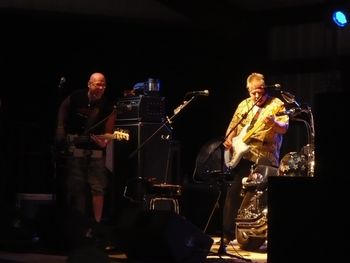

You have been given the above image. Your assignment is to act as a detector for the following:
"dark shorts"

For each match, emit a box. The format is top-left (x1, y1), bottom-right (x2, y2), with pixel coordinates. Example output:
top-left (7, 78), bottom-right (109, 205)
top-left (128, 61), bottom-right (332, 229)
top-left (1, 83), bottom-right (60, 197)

top-left (65, 155), bottom-right (108, 195)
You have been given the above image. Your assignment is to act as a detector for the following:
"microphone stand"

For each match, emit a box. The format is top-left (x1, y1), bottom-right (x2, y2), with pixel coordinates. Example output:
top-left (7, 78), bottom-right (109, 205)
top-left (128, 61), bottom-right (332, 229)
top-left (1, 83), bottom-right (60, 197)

top-left (280, 91), bottom-right (315, 177)
top-left (212, 100), bottom-right (261, 262)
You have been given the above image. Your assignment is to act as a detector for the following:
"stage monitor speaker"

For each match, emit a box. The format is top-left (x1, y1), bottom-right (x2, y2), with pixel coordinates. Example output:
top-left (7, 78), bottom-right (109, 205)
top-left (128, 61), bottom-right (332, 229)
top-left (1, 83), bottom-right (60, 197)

top-left (67, 247), bottom-right (110, 263)
top-left (268, 176), bottom-right (323, 263)
top-left (180, 183), bottom-right (220, 234)
top-left (116, 209), bottom-right (213, 263)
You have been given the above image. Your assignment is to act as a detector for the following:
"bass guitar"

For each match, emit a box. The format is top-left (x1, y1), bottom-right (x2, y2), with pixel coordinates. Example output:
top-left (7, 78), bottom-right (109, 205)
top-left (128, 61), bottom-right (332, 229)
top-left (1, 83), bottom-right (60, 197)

top-left (55, 129), bottom-right (130, 158)
top-left (66, 128), bottom-right (130, 148)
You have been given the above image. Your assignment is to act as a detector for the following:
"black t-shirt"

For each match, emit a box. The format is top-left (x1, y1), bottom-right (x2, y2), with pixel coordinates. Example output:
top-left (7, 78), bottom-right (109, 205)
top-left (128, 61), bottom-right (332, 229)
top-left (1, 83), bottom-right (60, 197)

top-left (65, 89), bottom-right (114, 149)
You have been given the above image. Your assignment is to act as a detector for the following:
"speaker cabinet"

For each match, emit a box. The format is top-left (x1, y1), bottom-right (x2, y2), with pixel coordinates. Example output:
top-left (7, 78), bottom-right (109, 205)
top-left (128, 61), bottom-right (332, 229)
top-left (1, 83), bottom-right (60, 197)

top-left (314, 92), bottom-right (346, 177)
top-left (116, 122), bottom-right (172, 181)
top-left (116, 209), bottom-right (213, 263)
top-left (106, 122), bottom-right (181, 208)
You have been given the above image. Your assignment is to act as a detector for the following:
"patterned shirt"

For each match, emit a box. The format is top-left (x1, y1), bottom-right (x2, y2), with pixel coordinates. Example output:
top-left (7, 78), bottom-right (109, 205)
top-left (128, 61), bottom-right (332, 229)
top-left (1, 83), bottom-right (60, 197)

top-left (226, 95), bottom-right (289, 167)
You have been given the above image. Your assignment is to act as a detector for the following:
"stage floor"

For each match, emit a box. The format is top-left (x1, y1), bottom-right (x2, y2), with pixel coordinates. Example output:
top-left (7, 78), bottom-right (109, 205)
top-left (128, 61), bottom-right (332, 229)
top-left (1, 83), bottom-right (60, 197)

top-left (0, 237), bottom-right (267, 263)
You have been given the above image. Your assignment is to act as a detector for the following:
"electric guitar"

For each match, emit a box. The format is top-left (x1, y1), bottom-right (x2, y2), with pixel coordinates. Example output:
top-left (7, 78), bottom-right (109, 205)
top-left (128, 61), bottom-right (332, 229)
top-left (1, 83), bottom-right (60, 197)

top-left (224, 104), bottom-right (283, 169)
top-left (66, 128), bottom-right (130, 147)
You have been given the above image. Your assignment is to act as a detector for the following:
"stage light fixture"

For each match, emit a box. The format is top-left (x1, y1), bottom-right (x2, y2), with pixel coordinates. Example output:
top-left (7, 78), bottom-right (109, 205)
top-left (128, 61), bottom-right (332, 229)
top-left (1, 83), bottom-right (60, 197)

top-left (332, 10), bottom-right (348, 27)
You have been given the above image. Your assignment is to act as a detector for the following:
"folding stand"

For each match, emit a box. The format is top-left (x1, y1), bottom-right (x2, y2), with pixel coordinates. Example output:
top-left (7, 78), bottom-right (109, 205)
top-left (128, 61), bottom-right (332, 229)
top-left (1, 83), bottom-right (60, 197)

top-left (207, 154), bottom-right (251, 262)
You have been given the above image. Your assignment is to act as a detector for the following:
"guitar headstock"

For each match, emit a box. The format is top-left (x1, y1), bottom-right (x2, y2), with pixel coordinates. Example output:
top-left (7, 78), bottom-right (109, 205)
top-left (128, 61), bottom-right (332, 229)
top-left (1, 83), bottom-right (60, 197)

top-left (113, 129), bottom-right (130, 141)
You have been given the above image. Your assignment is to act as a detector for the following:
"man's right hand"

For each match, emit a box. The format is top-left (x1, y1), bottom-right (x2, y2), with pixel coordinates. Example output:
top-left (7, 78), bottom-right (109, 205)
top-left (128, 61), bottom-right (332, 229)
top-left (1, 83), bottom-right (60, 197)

top-left (223, 138), bottom-right (232, 149)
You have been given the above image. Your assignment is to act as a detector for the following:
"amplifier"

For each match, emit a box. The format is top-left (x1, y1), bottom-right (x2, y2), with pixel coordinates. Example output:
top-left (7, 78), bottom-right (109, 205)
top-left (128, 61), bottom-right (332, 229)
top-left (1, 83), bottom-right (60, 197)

top-left (116, 95), bottom-right (165, 123)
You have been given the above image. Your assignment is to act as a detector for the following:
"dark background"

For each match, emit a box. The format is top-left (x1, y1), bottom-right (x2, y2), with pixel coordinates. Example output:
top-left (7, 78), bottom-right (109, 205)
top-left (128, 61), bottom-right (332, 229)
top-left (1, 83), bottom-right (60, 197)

top-left (0, 0), bottom-right (348, 234)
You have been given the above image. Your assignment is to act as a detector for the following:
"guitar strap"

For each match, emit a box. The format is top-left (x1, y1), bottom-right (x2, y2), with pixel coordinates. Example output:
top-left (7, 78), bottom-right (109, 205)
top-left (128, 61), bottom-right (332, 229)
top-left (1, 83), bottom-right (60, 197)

top-left (247, 107), bottom-right (262, 132)
top-left (67, 107), bottom-right (101, 149)
top-left (83, 107), bottom-right (101, 135)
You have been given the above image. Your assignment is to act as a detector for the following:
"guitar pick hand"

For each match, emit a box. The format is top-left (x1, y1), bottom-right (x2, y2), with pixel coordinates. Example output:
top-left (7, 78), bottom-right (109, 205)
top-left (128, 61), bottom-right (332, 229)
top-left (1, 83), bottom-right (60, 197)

top-left (91, 134), bottom-right (109, 148)
top-left (263, 115), bottom-right (275, 126)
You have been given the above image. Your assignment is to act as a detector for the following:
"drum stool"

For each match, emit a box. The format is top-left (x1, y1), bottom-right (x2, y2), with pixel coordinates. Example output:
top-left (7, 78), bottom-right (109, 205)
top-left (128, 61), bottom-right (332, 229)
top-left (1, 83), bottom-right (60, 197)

top-left (148, 184), bottom-right (182, 214)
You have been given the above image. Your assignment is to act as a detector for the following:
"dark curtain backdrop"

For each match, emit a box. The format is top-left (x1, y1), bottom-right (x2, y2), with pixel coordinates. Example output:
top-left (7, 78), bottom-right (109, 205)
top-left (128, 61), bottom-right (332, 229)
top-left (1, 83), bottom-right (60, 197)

top-left (1, 8), bottom-right (342, 207)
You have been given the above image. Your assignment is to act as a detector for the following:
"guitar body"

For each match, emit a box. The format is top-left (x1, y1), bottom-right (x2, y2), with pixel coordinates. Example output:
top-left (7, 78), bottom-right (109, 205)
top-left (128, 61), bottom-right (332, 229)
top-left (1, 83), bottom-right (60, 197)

top-left (224, 125), bottom-right (250, 168)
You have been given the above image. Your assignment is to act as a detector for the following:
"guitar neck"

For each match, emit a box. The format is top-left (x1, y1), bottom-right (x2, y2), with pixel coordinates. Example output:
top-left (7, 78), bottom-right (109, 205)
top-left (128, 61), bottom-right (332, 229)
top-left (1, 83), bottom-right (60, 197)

top-left (100, 130), bottom-right (130, 141)
top-left (68, 130), bottom-right (129, 144)
top-left (242, 120), bottom-right (264, 143)
top-left (242, 104), bottom-right (283, 143)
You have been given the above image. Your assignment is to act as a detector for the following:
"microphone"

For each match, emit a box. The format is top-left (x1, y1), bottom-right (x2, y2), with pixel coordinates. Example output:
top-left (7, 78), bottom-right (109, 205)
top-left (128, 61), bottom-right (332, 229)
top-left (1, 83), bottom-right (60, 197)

top-left (264, 83), bottom-right (281, 91)
top-left (58, 77), bottom-right (66, 89)
top-left (186, 90), bottom-right (210, 96)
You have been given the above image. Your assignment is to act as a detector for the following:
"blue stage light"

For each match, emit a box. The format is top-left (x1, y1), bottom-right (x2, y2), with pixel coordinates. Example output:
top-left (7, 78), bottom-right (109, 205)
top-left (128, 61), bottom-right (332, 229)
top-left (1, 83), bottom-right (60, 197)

top-left (332, 10), bottom-right (348, 27)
